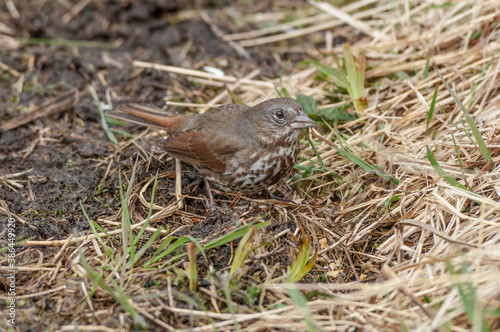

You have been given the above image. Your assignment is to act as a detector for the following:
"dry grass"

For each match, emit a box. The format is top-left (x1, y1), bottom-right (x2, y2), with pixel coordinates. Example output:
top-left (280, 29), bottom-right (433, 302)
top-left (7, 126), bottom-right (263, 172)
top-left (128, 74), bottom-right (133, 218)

top-left (2, 0), bottom-right (500, 331)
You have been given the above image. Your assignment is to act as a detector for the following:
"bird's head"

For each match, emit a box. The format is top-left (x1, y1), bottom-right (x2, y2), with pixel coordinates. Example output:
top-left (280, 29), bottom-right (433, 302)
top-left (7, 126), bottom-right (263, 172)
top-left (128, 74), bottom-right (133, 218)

top-left (247, 98), bottom-right (316, 144)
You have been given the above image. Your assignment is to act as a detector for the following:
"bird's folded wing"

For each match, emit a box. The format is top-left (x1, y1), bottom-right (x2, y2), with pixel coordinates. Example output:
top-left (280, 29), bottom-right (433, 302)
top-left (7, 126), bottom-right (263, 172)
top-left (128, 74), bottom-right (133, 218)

top-left (164, 130), bottom-right (243, 173)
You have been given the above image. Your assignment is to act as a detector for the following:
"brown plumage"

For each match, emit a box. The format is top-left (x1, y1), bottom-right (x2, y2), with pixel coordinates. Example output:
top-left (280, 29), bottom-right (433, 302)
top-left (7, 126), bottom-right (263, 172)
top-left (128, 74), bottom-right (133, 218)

top-left (107, 98), bottom-right (315, 209)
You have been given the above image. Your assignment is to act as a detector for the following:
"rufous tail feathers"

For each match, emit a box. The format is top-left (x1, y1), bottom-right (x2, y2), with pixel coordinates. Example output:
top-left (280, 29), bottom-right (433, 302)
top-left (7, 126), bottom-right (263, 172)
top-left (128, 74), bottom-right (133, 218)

top-left (107, 104), bottom-right (185, 134)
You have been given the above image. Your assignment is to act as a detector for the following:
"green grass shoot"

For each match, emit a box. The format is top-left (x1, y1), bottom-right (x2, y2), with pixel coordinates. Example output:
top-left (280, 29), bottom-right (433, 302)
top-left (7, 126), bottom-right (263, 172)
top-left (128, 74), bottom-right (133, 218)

top-left (426, 85), bottom-right (438, 135)
top-left (286, 233), bottom-right (318, 283)
top-left (332, 43), bottom-right (367, 114)
top-left (446, 259), bottom-right (488, 332)
top-left (88, 84), bottom-right (118, 144)
top-left (324, 120), bottom-right (399, 185)
top-left (426, 147), bottom-right (483, 200)
top-left (434, 68), bottom-right (491, 162)
top-left (287, 288), bottom-right (319, 332)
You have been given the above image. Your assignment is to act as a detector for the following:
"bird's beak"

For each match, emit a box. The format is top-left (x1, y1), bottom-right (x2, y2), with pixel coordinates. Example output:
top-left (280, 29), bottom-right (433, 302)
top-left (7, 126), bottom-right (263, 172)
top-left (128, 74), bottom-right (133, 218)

top-left (290, 110), bottom-right (316, 129)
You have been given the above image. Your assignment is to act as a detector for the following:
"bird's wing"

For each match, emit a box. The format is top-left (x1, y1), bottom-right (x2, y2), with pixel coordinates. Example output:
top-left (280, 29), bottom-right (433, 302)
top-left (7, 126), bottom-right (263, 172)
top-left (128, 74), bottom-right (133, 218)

top-left (164, 129), bottom-right (244, 173)
top-left (164, 103), bottom-right (252, 173)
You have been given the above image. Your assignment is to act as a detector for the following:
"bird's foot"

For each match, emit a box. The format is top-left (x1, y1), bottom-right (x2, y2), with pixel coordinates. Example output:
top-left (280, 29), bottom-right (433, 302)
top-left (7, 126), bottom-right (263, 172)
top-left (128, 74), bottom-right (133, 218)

top-left (203, 177), bottom-right (218, 213)
top-left (203, 197), bottom-right (217, 213)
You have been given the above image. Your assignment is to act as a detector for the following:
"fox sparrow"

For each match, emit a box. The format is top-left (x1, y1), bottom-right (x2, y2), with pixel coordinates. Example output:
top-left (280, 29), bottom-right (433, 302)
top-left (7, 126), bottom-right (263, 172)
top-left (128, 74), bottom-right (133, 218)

top-left (107, 98), bottom-right (315, 209)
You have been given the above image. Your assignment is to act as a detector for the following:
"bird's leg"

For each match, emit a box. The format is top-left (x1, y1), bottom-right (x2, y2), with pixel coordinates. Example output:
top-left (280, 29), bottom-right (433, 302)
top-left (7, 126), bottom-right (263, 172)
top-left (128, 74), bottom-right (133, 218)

top-left (203, 177), bottom-right (217, 212)
top-left (259, 188), bottom-right (294, 203)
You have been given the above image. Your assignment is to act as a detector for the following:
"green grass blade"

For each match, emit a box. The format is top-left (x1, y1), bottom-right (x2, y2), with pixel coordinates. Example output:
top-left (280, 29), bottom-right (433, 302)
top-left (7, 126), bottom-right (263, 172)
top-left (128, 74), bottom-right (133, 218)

top-left (0, 236), bottom-right (36, 255)
top-left (222, 278), bottom-right (242, 332)
top-left (88, 85), bottom-right (117, 144)
top-left (304, 60), bottom-right (345, 88)
top-left (294, 94), bottom-right (325, 169)
top-left (286, 235), bottom-right (318, 283)
top-left (287, 288), bottom-right (319, 332)
top-left (144, 235), bottom-right (199, 267)
top-left (80, 201), bottom-right (114, 258)
top-left (451, 133), bottom-right (468, 186)
top-left (130, 227), bottom-right (163, 267)
top-left (229, 226), bottom-right (257, 277)
top-left (109, 127), bottom-right (135, 138)
top-left (226, 88), bottom-right (246, 105)
top-left (426, 147), bottom-right (480, 197)
top-left (90, 219), bottom-right (116, 241)
top-left (280, 88), bottom-right (291, 98)
top-left (119, 170), bottom-right (134, 275)
top-left (204, 220), bottom-right (269, 250)
top-left (79, 253), bottom-right (146, 327)
top-left (459, 118), bottom-right (476, 146)
top-left (426, 85), bottom-right (438, 135)
top-left (323, 120), bottom-right (399, 184)
top-left (434, 68), bottom-right (491, 161)
top-left (302, 129), bottom-right (324, 168)
top-left (447, 259), bottom-right (488, 332)
top-left (142, 237), bottom-right (174, 267)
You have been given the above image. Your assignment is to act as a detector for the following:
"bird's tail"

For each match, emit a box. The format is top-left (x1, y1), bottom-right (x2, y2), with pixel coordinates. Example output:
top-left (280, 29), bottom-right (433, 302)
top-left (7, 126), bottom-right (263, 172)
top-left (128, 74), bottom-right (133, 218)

top-left (107, 104), bottom-right (185, 134)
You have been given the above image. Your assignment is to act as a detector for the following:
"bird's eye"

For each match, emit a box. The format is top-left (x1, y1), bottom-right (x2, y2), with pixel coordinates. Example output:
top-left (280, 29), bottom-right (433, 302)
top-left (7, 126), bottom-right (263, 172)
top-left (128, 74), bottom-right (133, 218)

top-left (274, 110), bottom-right (285, 120)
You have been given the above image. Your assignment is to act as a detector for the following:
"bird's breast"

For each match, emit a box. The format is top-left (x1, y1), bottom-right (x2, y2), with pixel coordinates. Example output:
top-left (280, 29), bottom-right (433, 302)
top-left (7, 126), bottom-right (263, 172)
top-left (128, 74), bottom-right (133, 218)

top-left (214, 134), bottom-right (300, 193)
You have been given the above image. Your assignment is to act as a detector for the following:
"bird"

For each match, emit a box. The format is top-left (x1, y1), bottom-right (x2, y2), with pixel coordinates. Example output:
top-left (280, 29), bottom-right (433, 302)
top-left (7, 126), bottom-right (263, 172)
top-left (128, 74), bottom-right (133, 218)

top-left (106, 97), bottom-right (316, 210)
